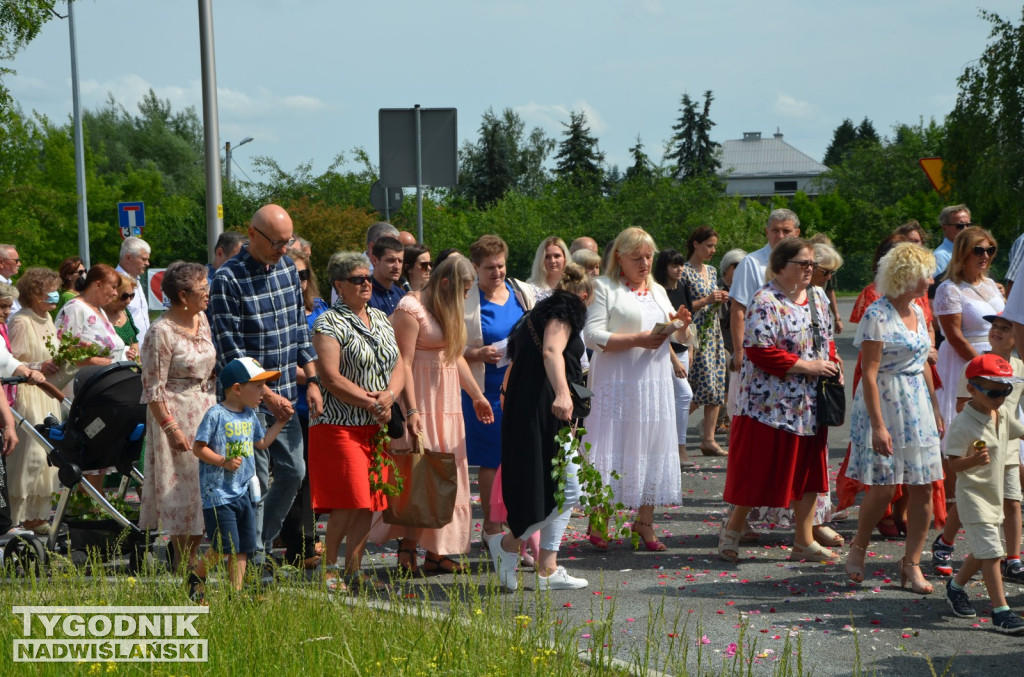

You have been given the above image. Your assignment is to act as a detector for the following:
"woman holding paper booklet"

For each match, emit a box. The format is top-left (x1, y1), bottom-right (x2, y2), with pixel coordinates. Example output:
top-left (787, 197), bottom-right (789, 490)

top-left (583, 227), bottom-right (693, 552)
top-left (462, 235), bottom-right (536, 542)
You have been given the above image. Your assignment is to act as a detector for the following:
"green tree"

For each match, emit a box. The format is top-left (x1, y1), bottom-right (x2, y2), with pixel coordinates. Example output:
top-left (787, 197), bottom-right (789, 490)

top-left (553, 110), bottom-right (605, 191)
top-left (457, 108), bottom-right (554, 208)
top-left (0, 1), bottom-right (53, 116)
top-left (855, 117), bottom-right (880, 145)
top-left (945, 8), bottom-right (1024, 249)
top-left (665, 90), bottom-right (720, 180)
top-left (822, 118), bottom-right (857, 166)
top-left (624, 136), bottom-right (655, 183)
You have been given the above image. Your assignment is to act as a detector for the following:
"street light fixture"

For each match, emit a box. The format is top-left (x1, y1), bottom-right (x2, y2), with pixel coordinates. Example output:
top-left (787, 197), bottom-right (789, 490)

top-left (224, 136), bottom-right (254, 188)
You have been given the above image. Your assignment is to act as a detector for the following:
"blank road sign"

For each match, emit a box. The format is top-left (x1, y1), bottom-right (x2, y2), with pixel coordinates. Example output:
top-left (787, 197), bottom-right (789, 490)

top-left (379, 108), bottom-right (458, 187)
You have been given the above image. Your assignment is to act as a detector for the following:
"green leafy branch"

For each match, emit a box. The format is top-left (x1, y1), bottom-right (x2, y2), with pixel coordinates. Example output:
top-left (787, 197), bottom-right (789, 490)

top-left (44, 331), bottom-right (110, 367)
top-left (552, 425), bottom-right (633, 544)
top-left (369, 427), bottom-right (404, 497)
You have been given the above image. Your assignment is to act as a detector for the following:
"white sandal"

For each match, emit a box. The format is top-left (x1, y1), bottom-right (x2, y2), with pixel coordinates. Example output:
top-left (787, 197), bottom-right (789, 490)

top-left (718, 528), bottom-right (741, 563)
top-left (789, 541), bottom-right (838, 564)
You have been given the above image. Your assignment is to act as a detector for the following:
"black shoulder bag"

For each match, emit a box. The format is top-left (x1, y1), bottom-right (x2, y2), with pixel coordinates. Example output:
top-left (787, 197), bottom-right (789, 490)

top-left (808, 290), bottom-right (845, 428)
top-left (525, 314), bottom-right (593, 420)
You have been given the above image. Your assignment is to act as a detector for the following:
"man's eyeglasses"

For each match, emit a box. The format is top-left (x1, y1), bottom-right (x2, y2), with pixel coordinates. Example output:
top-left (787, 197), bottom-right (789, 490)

top-left (972, 245), bottom-right (997, 258)
top-left (252, 226), bottom-right (296, 251)
top-left (1, 258), bottom-right (21, 264)
top-left (969, 380), bottom-right (1014, 399)
top-left (949, 222), bottom-right (975, 230)
top-left (344, 275), bottom-right (372, 286)
top-left (297, 269), bottom-right (310, 281)
top-left (120, 292), bottom-right (136, 301)
top-left (417, 261), bottom-right (432, 271)
top-left (787, 259), bottom-right (817, 270)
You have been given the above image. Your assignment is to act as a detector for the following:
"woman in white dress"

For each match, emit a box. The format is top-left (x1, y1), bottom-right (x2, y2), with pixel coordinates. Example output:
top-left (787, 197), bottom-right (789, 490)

top-left (583, 227), bottom-right (692, 551)
top-left (931, 226), bottom-right (1004, 571)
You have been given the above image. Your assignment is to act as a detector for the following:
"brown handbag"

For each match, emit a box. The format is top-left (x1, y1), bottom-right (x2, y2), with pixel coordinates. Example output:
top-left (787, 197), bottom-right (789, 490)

top-left (382, 433), bottom-right (458, 528)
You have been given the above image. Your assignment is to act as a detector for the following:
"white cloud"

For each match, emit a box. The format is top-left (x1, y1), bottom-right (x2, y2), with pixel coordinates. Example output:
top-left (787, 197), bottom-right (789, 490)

top-left (515, 99), bottom-right (609, 135)
top-left (281, 94), bottom-right (327, 112)
top-left (773, 93), bottom-right (814, 118)
top-left (640, 0), bottom-right (665, 17)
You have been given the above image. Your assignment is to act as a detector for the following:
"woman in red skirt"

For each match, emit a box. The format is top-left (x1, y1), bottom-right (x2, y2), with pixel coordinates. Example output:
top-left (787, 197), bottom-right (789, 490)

top-left (310, 252), bottom-right (404, 592)
top-left (719, 238), bottom-right (843, 564)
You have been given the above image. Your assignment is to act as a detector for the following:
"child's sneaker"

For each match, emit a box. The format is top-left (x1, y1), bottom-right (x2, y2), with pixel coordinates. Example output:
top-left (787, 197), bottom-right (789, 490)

top-left (931, 534), bottom-right (954, 576)
top-left (1002, 559), bottom-right (1024, 584)
top-left (945, 579), bottom-right (976, 618)
top-left (991, 609), bottom-right (1024, 634)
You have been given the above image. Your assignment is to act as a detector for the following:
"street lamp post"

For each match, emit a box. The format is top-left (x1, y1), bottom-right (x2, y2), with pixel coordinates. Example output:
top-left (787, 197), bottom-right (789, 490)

top-left (224, 136), bottom-right (253, 188)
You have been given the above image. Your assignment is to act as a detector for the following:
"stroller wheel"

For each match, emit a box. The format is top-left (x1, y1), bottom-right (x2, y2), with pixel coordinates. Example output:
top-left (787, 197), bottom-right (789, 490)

top-left (3, 534), bottom-right (47, 577)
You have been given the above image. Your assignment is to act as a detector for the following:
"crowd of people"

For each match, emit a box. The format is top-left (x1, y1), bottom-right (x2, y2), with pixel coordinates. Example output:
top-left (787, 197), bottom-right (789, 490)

top-left (1, 201), bottom-right (1024, 630)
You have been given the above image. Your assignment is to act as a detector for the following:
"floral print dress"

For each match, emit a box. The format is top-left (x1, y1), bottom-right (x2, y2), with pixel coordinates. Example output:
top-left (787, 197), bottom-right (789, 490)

top-left (680, 262), bottom-right (726, 405)
top-left (846, 298), bottom-right (942, 485)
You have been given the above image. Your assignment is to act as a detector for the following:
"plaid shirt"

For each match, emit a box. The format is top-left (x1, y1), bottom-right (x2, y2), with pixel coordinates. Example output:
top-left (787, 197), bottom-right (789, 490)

top-left (209, 246), bottom-right (316, 407)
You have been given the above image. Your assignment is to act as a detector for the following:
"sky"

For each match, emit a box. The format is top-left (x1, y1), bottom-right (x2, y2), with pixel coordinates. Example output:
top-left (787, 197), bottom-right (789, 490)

top-left (8, 1), bottom-right (1022, 189)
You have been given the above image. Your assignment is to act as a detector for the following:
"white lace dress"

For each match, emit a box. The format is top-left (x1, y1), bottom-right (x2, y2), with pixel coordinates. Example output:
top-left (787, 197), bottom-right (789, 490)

top-left (933, 278), bottom-right (1004, 450)
top-left (586, 292), bottom-right (681, 507)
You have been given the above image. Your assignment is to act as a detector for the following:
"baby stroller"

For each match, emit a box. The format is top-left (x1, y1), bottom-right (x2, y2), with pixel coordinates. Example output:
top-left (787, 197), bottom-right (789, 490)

top-left (1, 362), bottom-right (150, 575)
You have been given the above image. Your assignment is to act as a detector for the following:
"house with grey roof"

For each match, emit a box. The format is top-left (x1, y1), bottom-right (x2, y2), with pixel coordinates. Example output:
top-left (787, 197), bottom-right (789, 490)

top-left (717, 131), bottom-right (829, 199)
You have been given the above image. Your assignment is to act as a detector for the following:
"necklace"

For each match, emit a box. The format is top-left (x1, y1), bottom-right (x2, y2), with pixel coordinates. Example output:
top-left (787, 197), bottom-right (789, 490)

top-left (621, 275), bottom-right (648, 296)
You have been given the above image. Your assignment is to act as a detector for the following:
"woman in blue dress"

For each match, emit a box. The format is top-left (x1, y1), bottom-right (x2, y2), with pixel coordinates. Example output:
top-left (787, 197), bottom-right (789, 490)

top-left (845, 243), bottom-right (944, 594)
top-left (463, 235), bottom-right (536, 540)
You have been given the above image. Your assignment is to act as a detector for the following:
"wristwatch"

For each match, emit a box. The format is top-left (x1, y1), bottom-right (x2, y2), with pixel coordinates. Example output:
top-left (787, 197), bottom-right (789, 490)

top-left (307, 376), bottom-right (322, 388)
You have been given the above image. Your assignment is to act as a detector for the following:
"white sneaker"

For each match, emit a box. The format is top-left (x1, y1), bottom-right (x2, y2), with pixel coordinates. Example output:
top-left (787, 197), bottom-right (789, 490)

top-left (536, 566), bottom-right (588, 590)
top-left (486, 532), bottom-right (519, 591)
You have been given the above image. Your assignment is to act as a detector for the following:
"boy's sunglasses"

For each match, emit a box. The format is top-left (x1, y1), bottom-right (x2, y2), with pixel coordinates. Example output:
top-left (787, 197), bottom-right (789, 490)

top-left (969, 380), bottom-right (1013, 399)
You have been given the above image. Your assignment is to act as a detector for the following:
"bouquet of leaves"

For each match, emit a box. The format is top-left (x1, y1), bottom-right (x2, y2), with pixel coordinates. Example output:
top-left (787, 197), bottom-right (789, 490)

top-left (368, 426), bottom-right (404, 497)
top-left (44, 330), bottom-right (111, 367)
top-left (694, 302), bottom-right (720, 354)
top-left (552, 425), bottom-right (635, 546)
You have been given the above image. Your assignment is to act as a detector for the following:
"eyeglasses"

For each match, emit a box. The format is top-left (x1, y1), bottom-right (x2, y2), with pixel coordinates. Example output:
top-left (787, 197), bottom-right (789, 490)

top-left (252, 226), bottom-right (296, 251)
top-left (120, 292), bottom-right (135, 301)
top-left (969, 380), bottom-right (1014, 399)
top-left (972, 246), bottom-right (997, 258)
top-left (949, 222), bottom-right (974, 230)
top-left (344, 275), bottom-right (372, 286)
top-left (189, 286), bottom-right (210, 296)
top-left (1, 258), bottom-right (21, 264)
top-left (817, 267), bottom-right (836, 278)
top-left (417, 261), bottom-right (432, 271)
top-left (297, 269), bottom-right (310, 281)
top-left (75, 268), bottom-right (86, 276)
top-left (787, 259), bottom-right (817, 270)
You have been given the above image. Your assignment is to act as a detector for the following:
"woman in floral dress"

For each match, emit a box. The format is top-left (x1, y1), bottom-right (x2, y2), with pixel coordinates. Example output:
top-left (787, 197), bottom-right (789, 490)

top-left (139, 262), bottom-right (216, 576)
top-left (680, 226), bottom-right (729, 456)
top-left (844, 243), bottom-right (943, 593)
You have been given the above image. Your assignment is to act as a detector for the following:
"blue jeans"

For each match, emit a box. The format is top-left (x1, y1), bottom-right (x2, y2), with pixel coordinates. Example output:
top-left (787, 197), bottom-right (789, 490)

top-left (253, 415), bottom-right (304, 552)
top-left (203, 494), bottom-right (258, 556)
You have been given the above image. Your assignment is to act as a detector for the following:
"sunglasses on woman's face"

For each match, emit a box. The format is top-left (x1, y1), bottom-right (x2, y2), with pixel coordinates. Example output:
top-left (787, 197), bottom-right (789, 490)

top-left (120, 292), bottom-right (135, 301)
top-left (297, 269), bottom-right (310, 281)
top-left (345, 275), bottom-right (372, 286)
top-left (75, 268), bottom-right (86, 276)
top-left (972, 246), bottom-right (997, 258)
top-left (787, 259), bottom-right (817, 270)
top-left (969, 380), bottom-right (1013, 399)
top-left (418, 261), bottom-right (432, 271)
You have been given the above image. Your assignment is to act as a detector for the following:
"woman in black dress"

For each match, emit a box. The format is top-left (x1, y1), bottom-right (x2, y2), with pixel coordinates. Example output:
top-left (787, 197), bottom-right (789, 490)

top-left (486, 264), bottom-right (593, 591)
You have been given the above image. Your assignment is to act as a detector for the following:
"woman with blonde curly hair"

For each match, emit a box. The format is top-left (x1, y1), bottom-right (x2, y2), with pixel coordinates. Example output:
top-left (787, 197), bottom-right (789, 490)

top-left (528, 236), bottom-right (571, 301)
top-left (845, 243), bottom-right (944, 593)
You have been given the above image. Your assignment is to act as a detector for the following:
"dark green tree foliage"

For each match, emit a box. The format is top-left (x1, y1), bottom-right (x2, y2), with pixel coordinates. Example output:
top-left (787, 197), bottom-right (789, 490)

top-left (822, 117), bottom-right (880, 166)
top-left (945, 9), bottom-right (1024, 249)
top-left (855, 117), bottom-right (880, 145)
top-left (665, 90), bottom-right (721, 180)
top-left (624, 136), bottom-right (654, 183)
top-left (0, 0), bottom-right (53, 115)
top-left (457, 108), bottom-right (554, 208)
top-left (553, 110), bottom-right (605, 191)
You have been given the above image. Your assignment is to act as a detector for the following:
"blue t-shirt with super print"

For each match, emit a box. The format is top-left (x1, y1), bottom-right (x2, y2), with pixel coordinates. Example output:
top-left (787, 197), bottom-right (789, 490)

top-left (195, 403), bottom-right (264, 509)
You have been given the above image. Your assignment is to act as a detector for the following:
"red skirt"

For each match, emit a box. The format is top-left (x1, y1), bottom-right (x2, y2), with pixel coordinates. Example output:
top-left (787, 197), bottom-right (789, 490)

top-left (309, 424), bottom-right (388, 512)
top-left (724, 416), bottom-right (828, 508)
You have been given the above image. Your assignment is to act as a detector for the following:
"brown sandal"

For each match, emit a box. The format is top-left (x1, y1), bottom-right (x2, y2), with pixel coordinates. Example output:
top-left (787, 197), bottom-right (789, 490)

top-left (423, 554), bottom-right (467, 575)
top-left (397, 547), bottom-right (419, 575)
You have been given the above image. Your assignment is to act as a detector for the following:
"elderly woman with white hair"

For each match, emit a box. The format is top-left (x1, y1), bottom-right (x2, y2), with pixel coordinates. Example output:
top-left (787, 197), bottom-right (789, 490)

top-left (584, 227), bottom-right (692, 550)
top-left (844, 243), bottom-right (943, 594)
top-left (528, 236), bottom-right (571, 301)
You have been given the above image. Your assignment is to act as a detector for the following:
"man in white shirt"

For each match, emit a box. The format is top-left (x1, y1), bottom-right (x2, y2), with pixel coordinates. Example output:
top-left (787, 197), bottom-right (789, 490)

top-left (728, 209), bottom-right (801, 373)
top-left (932, 204), bottom-right (973, 278)
top-left (115, 237), bottom-right (152, 346)
top-left (0, 244), bottom-right (22, 316)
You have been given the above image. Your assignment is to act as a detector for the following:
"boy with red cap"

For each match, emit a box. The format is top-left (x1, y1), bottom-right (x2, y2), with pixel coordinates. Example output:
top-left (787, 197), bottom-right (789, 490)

top-left (944, 353), bottom-right (1024, 633)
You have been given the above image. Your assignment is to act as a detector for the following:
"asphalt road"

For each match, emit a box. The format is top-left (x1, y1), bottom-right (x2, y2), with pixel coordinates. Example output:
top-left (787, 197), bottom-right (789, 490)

top-left (359, 298), bottom-right (1024, 676)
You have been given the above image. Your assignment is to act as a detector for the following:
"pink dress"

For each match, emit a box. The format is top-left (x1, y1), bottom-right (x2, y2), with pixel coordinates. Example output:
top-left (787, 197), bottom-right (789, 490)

top-left (138, 314), bottom-right (216, 535)
top-left (370, 294), bottom-right (471, 554)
